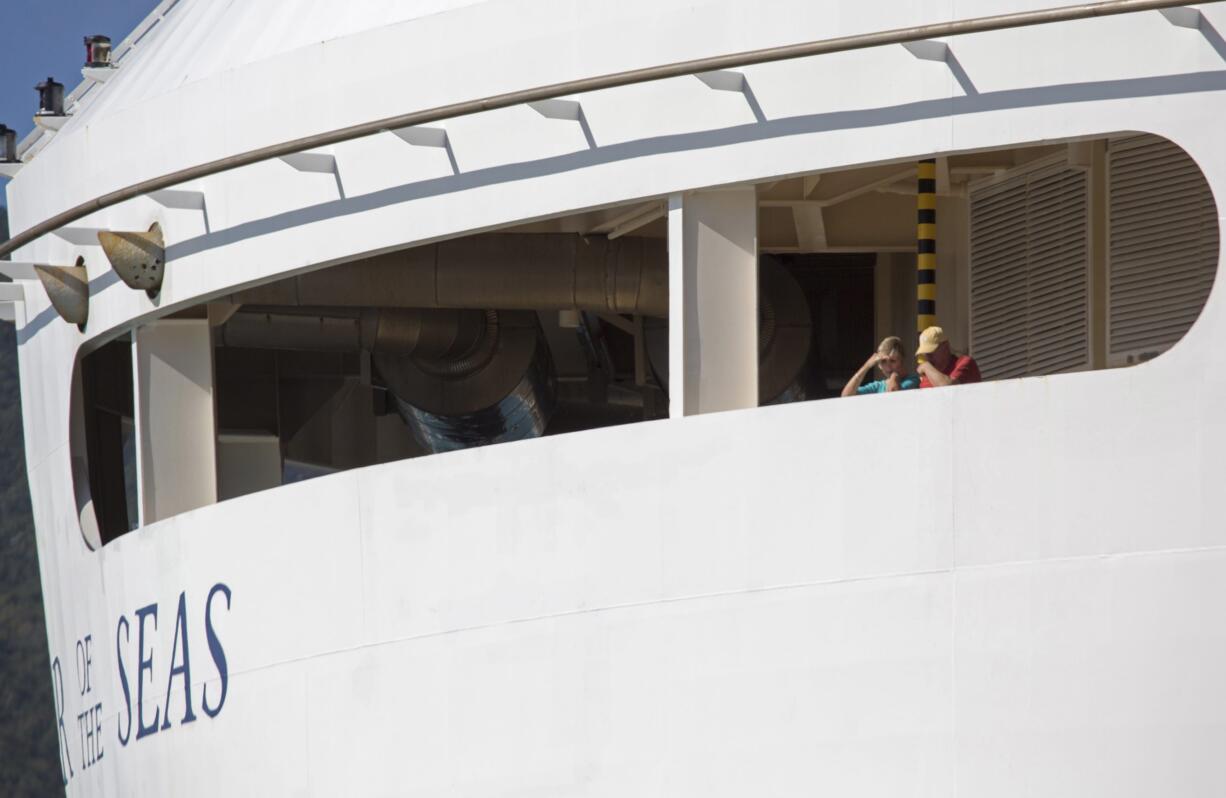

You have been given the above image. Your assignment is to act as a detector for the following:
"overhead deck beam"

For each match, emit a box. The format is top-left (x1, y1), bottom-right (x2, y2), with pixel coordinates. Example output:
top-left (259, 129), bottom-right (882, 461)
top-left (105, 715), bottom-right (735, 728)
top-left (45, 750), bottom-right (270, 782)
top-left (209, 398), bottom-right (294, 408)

top-left (0, 0), bottom-right (1217, 261)
top-left (760, 168), bottom-right (915, 209)
top-left (589, 201), bottom-right (663, 235)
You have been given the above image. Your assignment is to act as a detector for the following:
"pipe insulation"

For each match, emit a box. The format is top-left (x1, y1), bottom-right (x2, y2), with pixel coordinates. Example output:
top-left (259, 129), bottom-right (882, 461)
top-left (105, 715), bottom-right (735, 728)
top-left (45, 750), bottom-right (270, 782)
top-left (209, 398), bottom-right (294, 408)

top-left (392, 333), bottom-right (557, 453)
top-left (219, 306), bottom-right (558, 453)
top-left (228, 233), bottom-right (668, 317)
top-left (375, 310), bottom-right (557, 452)
top-left (216, 307), bottom-right (489, 360)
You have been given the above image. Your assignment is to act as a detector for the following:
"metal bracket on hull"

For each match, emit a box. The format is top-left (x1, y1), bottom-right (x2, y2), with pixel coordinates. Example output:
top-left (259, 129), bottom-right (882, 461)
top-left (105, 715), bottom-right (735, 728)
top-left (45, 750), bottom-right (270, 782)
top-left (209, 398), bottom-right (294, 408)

top-left (1161, 6), bottom-right (1204, 27)
top-left (0, 283), bottom-right (22, 323)
top-left (81, 66), bottom-right (118, 84)
top-left (34, 261), bottom-right (89, 327)
top-left (695, 70), bottom-right (767, 122)
top-left (150, 189), bottom-right (206, 208)
top-left (280, 151), bottom-right (337, 173)
top-left (150, 189), bottom-right (210, 233)
top-left (528, 99), bottom-right (597, 149)
top-left (99, 222), bottom-right (165, 297)
top-left (32, 113), bottom-right (68, 133)
top-left (280, 151), bottom-right (345, 198)
top-left (902, 40), bottom-right (979, 95)
top-left (54, 227), bottom-right (107, 247)
top-left (391, 126), bottom-right (460, 174)
top-left (0, 262), bottom-right (37, 281)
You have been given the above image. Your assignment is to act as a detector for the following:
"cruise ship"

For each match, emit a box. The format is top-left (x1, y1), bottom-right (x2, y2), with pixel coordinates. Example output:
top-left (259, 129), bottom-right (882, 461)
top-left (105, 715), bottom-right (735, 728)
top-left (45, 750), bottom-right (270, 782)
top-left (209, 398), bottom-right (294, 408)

top-left (2, 0), bottom-right (1224, 794)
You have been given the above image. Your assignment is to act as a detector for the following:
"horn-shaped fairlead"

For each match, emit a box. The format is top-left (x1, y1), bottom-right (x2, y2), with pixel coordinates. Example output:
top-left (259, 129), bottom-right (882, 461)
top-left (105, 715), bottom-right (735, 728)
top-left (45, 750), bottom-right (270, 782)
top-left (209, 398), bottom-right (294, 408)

top-left (34, 260), bottom-right (89, 327)
top-left (99, 222), bottom-right (164, 297)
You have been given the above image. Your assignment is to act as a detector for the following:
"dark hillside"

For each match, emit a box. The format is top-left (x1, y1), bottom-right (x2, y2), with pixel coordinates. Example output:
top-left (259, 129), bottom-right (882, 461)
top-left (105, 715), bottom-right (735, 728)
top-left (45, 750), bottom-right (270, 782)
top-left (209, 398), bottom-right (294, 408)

top-left (0, 203), bottom-right (61, 794)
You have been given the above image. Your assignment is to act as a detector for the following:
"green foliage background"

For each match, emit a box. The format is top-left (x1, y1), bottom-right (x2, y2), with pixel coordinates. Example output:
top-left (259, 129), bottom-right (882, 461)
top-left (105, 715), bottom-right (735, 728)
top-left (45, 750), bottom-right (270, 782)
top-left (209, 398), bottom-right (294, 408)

top-left (0, 203), bottom-right (62, 794)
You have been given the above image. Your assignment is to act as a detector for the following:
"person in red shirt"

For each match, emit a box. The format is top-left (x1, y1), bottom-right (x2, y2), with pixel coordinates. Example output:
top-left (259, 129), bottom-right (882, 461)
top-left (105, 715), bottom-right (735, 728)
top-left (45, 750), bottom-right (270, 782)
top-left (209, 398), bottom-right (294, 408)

top-left (915, 326), bottom-right (981, 388)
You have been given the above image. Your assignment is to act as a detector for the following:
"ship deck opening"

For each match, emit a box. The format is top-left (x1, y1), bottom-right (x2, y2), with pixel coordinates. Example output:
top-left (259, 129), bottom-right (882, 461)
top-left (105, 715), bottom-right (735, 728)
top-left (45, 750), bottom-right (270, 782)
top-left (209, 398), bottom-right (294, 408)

top-left (69, 131), bottom-right (1220, 547)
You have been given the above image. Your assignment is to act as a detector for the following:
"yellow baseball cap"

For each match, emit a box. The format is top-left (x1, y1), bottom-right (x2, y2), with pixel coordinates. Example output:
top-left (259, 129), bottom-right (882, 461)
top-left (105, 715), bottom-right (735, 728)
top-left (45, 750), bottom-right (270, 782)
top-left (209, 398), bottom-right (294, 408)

top-left (917, 326), bottom-right (947, 355)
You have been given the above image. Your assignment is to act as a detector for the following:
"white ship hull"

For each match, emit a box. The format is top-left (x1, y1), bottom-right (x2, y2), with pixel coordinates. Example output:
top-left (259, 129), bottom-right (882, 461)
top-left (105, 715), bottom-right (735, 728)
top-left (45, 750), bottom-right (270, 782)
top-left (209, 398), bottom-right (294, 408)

top-left (4, 1), bottom-right (1225, 795)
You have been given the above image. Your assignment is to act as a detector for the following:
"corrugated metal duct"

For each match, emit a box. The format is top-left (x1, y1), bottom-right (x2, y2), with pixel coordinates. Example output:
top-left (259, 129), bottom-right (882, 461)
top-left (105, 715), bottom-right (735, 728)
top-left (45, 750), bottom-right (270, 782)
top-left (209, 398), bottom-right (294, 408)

top-left (228, 233), bottom-right (668, 318)
top-left (382, 311), bottom-right (557, 453)
top-left (216, 307), bottom-right (489, 359)
top-left (218, 306), bottom-right (557, 454)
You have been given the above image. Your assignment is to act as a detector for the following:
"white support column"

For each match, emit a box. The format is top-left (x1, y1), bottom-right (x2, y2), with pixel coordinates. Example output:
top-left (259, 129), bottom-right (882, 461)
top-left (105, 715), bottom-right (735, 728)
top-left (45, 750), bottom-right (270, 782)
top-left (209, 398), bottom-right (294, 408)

top-left (133, 320), bottom-right (218, 524)
top-left (668, 187), bottom-right (759, 418)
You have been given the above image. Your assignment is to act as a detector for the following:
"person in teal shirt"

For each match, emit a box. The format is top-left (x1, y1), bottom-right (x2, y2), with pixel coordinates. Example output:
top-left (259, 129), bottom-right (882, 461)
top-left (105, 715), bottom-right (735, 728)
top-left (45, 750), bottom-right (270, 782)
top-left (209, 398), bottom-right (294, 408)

top-left (841, 336), bottom-right (920, 396)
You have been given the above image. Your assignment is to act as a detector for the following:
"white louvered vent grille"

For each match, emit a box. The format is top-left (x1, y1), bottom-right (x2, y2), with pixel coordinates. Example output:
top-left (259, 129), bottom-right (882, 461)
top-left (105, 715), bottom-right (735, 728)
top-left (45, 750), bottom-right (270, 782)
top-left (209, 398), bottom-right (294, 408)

top-left (971, 161), bottom-right (1089, 380)
top-left (1109, 135), bottom-right (1218, 362)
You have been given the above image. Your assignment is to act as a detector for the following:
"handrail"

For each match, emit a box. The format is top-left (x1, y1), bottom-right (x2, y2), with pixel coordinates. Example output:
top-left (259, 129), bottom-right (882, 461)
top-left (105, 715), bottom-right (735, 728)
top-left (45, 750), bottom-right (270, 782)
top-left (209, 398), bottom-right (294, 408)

top-left (0, 0), bottom-right (1216, 260)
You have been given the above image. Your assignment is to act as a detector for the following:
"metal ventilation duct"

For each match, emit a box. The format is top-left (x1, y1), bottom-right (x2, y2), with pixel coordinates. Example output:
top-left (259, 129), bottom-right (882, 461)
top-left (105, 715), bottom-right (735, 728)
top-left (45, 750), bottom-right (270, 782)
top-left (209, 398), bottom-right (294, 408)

top-left (375, 311), bottom-right (557, 453)
top-left (227, 233), bottom-right (668, 318)
top-left (392, 347), bottom-right (556, 453)
top-left (219, 307), bottom-right (557, 454)
top-left (216, 307), bottom-right (489, 358)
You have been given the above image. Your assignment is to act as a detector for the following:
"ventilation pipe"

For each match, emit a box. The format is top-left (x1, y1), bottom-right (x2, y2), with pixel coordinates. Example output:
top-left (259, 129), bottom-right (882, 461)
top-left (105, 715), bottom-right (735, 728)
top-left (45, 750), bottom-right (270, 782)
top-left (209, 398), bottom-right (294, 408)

top-left (216, 307), bottom-right (488, 356)
top-left (227, 233), bottom-right (668, 318)
top-left (379, 311), bottom-right (556, 453)
top-left (219, 233), bottom-right (659, 452)
top-left (218, 307), bottom-right (557, 453)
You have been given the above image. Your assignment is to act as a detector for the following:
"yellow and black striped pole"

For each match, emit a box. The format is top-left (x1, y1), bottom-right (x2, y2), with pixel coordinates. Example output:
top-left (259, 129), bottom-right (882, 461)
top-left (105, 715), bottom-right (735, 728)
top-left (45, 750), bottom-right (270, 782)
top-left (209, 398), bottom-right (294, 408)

top-left (917, 158), bottom-right (937, 334)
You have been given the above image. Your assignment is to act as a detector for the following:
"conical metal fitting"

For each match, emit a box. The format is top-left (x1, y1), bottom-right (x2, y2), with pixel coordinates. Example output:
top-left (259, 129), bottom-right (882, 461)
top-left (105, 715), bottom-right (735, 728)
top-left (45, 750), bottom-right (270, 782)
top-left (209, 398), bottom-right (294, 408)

top-left (34, 261), bottom-right (89, 327)
top-left (99, 222), bottom-right (164, 297)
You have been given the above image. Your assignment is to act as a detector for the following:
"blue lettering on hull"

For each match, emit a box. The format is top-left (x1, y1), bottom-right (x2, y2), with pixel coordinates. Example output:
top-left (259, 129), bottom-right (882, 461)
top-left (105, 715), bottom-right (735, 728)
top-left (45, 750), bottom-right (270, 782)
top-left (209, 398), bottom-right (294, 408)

top-left (52, 581), bottom-right (232, 787)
